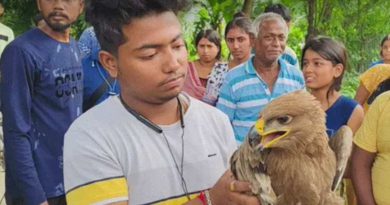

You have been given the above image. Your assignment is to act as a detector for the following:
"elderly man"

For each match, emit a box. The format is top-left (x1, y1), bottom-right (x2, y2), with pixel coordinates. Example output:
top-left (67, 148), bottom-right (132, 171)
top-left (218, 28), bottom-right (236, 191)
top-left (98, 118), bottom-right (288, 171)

top-left (264, 3), bottom-right (299, 68)
top-left (217, 12), bottom-right (305, 143)
top-left (0, 0), bottom-right (84, 204)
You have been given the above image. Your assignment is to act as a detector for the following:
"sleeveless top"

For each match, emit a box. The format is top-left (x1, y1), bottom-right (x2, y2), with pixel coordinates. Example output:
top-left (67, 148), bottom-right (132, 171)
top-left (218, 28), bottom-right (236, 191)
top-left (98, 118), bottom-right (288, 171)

top-left (326, 96), bottom-right (358, 137)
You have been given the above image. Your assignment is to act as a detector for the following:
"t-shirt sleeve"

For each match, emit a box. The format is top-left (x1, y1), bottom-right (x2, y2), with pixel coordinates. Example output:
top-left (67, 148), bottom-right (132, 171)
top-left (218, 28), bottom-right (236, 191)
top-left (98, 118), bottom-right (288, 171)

top-left (64, 124), bottom-right (128, 205)
top-left (353, 92), bottom-right (384, 153)
top-left (78, 28), bottom-right (93, 59)
top-left (0, 44), bottom-right (47, 205)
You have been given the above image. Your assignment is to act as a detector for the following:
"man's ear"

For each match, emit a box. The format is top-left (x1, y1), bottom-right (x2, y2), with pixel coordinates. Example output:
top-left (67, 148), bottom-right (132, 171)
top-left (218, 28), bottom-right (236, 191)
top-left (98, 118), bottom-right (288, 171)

top-left (36, 0), bottom-right (41, 12)
top-left (99, 51), bottom-right (118, 78)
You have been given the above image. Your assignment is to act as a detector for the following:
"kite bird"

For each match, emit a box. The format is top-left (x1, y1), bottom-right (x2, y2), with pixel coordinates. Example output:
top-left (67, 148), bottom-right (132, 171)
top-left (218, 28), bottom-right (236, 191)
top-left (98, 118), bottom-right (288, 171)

top-left (230, 91), bottom-right (353, 205)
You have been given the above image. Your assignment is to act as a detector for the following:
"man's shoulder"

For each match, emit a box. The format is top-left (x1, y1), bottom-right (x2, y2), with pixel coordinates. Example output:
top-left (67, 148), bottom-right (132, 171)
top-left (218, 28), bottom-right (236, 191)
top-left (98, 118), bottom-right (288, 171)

top-left (284, 46), bottom-right (297, 58)
top-left (280, 59), bottom-right (299, 71)
top-left (280, 59), bottom-right (303, 78)
top-left (69, 97), bottom-right (119, 129)
top-left (224, 60), bottom-right (254, 84)
top-left (187, 95), bottom-right (229, 119)
top-left (6, 29), bottom-right (40, 50)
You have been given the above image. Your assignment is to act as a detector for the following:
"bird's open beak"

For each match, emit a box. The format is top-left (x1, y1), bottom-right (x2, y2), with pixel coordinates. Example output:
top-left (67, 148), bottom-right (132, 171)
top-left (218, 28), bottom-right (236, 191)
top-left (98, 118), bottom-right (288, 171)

top-left (255, 118), bottom-right (290, 149)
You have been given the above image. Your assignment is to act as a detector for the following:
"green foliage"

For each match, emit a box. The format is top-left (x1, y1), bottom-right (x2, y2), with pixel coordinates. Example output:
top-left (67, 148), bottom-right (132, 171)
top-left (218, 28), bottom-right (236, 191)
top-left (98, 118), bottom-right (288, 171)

top-left (192, 0), bottom-right (243, 33)
top-left (341, 70), bottom-right (360, 98)
top-left (183, 0), bottom-right (244, 61)
top-left (2, 0), bottom-right (37, 36)
top-left (293, 0), bottom-right (390, 72)
top-left (4, 0), bottom-right (390, 75)
top-left (70, 14), bottom-right (88, 39)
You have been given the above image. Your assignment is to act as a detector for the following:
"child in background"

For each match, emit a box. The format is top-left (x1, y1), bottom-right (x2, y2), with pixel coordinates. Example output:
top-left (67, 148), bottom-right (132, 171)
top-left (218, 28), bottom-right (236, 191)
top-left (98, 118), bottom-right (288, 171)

top-left (302, 36), bottom-right (364, 205)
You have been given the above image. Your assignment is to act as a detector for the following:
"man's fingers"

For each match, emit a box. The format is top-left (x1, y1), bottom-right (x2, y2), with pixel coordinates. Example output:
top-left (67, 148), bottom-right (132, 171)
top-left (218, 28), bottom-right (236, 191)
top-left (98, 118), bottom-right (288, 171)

top-left (230, 180), bottom-right (252, 193)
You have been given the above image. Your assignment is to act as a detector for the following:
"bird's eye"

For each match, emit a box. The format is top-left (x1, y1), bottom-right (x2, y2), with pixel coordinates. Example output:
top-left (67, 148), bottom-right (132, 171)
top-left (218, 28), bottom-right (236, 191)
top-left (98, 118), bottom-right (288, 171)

top-left (276, 115), bottom-right (292, 125)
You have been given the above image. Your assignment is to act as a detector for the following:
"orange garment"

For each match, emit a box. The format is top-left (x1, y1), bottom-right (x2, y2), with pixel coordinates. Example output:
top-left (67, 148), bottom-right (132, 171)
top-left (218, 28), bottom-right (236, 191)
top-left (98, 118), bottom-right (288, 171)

top-left (359, 64), bottom-right (390, 111)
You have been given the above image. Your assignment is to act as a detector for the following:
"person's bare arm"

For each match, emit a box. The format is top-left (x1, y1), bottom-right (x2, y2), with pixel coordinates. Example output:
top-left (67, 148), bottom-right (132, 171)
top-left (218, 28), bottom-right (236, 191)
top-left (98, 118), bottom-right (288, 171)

top-left (351, 144), bottom-right (376, 205)
top-left (109, 201), bottom-right (127, 205)
top-left (354, 83), bottom-right (370, 107)
top-left (342, 105), bottom-right (364, 178)
top-left (185, 170), bottom-right (260, 205)
top-left (347, 105), bottom-right (364, 134)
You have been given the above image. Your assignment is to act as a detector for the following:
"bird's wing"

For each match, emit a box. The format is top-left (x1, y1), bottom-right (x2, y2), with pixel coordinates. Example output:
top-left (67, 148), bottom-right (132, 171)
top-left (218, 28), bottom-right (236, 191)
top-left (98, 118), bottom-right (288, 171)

top-left (328, 125), bottom-right (353, 191)
top-left (230, 131), bottom-right (277, 205)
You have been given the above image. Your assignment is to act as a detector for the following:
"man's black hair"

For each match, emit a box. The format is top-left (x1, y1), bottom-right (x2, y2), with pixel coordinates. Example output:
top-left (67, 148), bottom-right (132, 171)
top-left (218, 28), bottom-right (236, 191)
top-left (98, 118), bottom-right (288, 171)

top-left (85, 0), bottom-right (189, 56)
top-left (264, 3), bottom-right (291, 22)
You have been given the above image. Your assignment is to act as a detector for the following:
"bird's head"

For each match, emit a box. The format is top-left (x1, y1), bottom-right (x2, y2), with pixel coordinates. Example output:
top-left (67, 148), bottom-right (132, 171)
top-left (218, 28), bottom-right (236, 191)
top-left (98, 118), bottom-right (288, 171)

top-left (247, 90), bottom-right (327, 151)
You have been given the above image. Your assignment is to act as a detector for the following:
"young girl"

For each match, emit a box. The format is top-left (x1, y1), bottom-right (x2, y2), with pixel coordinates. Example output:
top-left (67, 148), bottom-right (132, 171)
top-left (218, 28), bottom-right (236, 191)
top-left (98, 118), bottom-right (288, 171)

top-left (203, 16), bottom-right (254, 105)
top-left (182, 29), bottom-right (224, 100)
top-left (302, 36), bottom-right (364, 205)
top-left (369, 34), bottom-right (390, 68)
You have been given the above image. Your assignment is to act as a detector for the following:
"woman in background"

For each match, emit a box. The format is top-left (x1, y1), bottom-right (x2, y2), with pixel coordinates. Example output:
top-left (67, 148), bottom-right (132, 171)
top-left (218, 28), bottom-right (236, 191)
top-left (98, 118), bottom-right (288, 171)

top-left (182, 29), bottom-right (224, 100)
top-left (203, 15), bottom-right (254, 105)
top-left (369, 34), bottom-right (390, 68)
top-left (352, 91), bottom-right (390, 205)
top-left (225, 13), bottom-right (254, 68)
top-left (301, 36), bottom-right (364, 205)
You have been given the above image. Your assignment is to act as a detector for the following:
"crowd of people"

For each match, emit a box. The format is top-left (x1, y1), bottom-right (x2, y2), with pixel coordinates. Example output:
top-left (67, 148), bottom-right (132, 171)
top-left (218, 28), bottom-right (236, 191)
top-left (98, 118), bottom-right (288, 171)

top-left (0, 0), bottom-right (388, 205)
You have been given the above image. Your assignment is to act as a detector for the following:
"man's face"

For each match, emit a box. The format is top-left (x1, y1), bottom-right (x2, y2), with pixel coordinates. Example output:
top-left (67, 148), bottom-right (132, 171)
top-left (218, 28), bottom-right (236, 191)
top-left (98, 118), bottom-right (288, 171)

top-left (108, 12), bottom-right (188, 104)
top-left (37, 0), bottom-right (84, 32)
top-left (254, 20), bottom-right (287, 64)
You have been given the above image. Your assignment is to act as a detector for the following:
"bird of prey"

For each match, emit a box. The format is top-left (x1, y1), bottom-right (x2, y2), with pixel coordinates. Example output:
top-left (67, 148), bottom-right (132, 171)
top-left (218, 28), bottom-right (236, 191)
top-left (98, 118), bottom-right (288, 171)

top-left (230, 91), bottom-right (352, 205)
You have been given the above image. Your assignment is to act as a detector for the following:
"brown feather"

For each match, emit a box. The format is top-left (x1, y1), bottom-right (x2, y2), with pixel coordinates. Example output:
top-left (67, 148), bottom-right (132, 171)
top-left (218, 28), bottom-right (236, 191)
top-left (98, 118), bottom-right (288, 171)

top-left (231, 91), bottom-right (344, 205)
top-left (328, 125), bottom-right (353, 191)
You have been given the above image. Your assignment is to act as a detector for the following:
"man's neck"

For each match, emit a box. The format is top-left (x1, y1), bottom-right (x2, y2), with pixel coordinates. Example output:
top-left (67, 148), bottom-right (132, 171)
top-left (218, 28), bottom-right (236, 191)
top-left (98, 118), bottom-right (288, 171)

top-left (253, 57), bottom-right (281, 92)
top-left (121, 94), bottom-right (183, 126)
top-left (253, 57), bottom-right (279, 73)
top-left (39, 25), bottom-right (71, 43)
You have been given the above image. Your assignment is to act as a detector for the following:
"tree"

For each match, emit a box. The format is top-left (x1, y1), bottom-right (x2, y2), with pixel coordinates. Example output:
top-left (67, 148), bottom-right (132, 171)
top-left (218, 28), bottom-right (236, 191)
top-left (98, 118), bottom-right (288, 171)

top-left (242, 0), bottom-right (254, 16)
top-left (2, 0), bottom-right (37, 36)
top-left (183, 0), bottom-right (244, 60)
